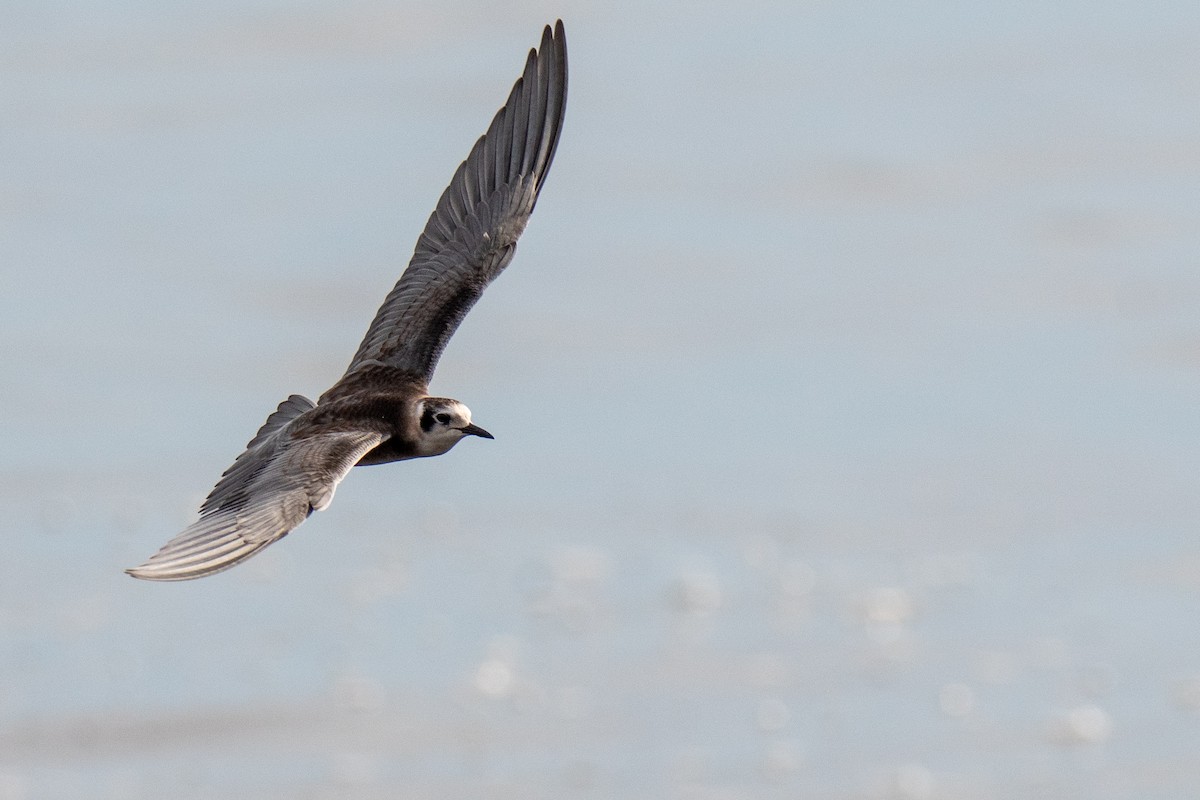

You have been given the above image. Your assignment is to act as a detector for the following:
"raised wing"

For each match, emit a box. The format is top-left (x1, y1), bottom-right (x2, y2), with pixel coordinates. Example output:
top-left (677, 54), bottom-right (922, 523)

top-left (126, 421), bottom-right (384, 581)
top-left (336, 20), bottom-right (567, 387)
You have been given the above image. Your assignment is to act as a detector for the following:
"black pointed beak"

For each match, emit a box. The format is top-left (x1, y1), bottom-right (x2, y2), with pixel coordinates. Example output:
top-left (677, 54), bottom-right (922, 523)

top-left (460, 423), bottom-right (494, 440)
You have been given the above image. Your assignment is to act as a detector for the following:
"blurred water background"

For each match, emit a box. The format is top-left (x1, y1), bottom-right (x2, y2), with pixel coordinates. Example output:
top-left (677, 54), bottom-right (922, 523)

top-left (3, 1), bottom-right (1200, 797)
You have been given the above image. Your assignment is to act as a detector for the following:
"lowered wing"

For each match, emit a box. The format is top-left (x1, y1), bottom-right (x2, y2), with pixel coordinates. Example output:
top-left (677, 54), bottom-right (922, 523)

top-left (127, 409), bottom-right (383, 581)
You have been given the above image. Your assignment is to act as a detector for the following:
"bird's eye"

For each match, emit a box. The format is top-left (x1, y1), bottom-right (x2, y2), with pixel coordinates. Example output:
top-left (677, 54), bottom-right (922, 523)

top-left (435, 413), bottom-right (451, 424)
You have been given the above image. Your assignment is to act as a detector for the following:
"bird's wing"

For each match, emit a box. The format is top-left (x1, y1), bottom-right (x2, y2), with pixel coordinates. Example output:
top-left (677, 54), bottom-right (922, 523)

top-left (334, 20), bottom-right (567, 387)
top-left (126, 426), bottom-right (384, 581)
top-left (241, 394), bottom-right (316, 452)
top-left (198, 394), bottom-right (316, 515)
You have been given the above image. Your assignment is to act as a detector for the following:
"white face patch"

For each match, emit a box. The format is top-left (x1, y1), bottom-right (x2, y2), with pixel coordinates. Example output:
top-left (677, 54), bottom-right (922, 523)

top-left (415, 398), bottom-right (475, 456)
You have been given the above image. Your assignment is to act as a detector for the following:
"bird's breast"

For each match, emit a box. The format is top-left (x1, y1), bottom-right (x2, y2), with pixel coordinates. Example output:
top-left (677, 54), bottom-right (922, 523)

top-left (354, 436), bottom-right (421, 467)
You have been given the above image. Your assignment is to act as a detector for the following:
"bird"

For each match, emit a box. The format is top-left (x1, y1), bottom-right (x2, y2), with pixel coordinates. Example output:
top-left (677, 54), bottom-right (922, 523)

top-left (126, 21), bottom-right (567, 581)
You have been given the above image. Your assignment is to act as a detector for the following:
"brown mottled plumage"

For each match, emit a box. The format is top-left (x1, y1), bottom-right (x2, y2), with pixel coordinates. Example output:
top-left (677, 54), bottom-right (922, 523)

top-left (127, 21), bottom-right (567, 581)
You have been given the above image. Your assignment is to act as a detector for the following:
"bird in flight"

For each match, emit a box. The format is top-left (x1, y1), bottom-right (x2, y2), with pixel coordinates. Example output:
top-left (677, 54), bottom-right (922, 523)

top-left (127, 21), bottom-right (567, 581)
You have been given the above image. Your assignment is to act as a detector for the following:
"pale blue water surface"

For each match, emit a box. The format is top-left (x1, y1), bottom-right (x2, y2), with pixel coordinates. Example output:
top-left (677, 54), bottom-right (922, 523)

top-left (2, 1), bottom-right (1200, 798)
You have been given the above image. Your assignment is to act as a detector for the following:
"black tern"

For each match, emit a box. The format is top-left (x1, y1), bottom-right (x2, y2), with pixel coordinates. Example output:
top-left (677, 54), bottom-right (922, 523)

top-left (127, 21), bottom-right (567, 581)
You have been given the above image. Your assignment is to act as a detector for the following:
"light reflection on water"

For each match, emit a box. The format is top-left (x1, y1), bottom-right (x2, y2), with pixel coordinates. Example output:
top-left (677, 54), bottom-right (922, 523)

top-left (3, 1), bottom-right (1200, 797)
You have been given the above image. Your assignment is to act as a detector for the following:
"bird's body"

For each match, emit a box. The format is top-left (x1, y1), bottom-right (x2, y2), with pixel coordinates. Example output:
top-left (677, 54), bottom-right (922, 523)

top-left (127, 21), bottom-right (567, 581)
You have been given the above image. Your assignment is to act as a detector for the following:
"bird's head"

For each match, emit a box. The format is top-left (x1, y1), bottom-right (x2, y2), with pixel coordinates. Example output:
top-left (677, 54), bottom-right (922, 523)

top-left (414, 397), bottom-right (493, 456)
